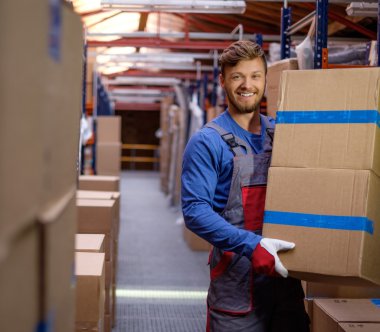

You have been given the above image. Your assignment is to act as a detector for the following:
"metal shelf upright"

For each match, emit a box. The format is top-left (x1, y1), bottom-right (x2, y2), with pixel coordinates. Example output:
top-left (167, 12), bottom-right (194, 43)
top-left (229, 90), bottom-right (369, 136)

top-left (281, 0), bottom-right (292, 59)
top-left (280, 0), bottom-right (379, 68)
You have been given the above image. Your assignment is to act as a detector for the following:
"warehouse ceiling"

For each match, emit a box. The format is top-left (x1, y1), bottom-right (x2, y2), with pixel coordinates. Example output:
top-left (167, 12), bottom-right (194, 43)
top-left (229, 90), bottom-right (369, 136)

top-left (71, 0), bottom-right (377, 108)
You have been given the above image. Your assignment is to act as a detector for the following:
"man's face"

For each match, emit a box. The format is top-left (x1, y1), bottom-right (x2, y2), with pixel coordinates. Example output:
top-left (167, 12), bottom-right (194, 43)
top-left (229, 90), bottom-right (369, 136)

top-left (220, 58), bottom-right (266, 115)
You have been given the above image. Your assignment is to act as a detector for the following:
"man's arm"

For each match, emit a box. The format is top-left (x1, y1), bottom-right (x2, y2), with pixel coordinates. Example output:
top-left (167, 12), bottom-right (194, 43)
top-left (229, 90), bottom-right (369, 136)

top-left (181, 130), bottom-right (261, 258)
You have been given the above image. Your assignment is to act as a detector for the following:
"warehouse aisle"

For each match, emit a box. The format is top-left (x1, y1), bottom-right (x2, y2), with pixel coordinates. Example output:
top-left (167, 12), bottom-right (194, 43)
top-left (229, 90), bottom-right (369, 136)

top-left (114, 171), bottom-right (209, 332)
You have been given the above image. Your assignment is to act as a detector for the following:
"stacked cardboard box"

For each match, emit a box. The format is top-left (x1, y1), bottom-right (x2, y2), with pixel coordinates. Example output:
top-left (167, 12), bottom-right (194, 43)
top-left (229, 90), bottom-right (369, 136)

top-left (263, 68), bottom-right (380, 286)
top-left (0, 1), bottom-right (82, 331)
top-left (313, 299), bottom-right (380, 332)
top-left (76, 188), bottom-right (121, 331)
top-left (302, 281), bottom-right (380, 328)
top-left (96, 116), bottom-right (122, 176)
top-left (75, 252), bottom-right (106, 332)
top-left (266, 58), bottom-right (298, 118)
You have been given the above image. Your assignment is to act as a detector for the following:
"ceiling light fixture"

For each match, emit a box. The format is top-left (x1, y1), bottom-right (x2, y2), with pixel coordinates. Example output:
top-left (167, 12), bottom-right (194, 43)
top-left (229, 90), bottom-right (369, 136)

top-left (101, 0), bottom-right (246, 14)
top-left (346, 2), bottom-right (378, 17)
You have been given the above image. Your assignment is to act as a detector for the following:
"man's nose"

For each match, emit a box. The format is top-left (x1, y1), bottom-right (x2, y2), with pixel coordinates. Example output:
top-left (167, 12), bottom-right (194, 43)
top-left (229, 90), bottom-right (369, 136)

top-left (241, 77), bottom-right (254, 89)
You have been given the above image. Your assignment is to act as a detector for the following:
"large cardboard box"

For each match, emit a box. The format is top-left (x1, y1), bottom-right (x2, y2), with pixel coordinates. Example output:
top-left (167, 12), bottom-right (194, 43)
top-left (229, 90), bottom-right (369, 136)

top-left (0, 1), bottom-right (82, 246)
top-left (75, 252), bottom-right (105, 326)
top-left (97, 116), bottom-right (121, 143)
top-left (263, 167), bottom-right (380, 285)
top-left (38, 189), bottom-right (77, 332)
top-left (271, 68), bottom-right (380, 176)
top-left (79, 175), bottom-right (120, 192)
top-left (96, 142), bottom-right (121, 176)
top-left (40, 3), bottom-right (83, 207)
top-left (76, 234), bottom-right (105, 253)
top-left (313, 299), bottom-right (380, 332)
top-left (0, 0), bottom-right (46, 245)
top-left (266, 58), bottom-right (298, 118)
top-left (0, 226), bottom-right (40, 332)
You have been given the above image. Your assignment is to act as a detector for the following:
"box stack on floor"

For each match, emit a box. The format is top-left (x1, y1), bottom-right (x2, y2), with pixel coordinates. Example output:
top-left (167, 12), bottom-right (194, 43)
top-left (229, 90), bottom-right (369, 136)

top-left (75, 175), bottom-right (121, 332)
top-left (0, 1), bottom-right (83, 331)
top-left (263, 68), bottom-right (380, 330)
top-left (96, 116), bottom-right (122, 176)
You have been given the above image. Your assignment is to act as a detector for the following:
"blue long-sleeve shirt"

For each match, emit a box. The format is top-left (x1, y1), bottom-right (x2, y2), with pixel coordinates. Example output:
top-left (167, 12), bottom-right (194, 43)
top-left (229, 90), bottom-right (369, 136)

top-left (181, 110), bottom-right (275, 258)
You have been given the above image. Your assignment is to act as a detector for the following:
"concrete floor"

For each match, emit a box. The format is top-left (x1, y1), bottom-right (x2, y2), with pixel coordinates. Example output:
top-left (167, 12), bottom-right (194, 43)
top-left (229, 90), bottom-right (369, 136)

top-left (114, 171), bottom-right (209, 332)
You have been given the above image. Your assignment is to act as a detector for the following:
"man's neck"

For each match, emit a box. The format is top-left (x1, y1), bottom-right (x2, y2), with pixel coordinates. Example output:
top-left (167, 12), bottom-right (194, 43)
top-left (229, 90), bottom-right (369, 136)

top-left (229, 109), bottom-right (261, 135)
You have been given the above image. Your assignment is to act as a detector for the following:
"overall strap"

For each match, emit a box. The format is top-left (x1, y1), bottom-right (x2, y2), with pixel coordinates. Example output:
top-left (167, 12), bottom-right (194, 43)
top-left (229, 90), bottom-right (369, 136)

top-left (205, 122), bottom-right (252, 156)
top-left (260, 115), bottom-right (275, 153)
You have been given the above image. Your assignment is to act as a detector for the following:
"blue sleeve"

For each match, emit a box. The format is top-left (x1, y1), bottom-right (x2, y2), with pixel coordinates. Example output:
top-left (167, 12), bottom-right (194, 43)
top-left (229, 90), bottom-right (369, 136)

top-left (181, 130), bottom-right (261, 258)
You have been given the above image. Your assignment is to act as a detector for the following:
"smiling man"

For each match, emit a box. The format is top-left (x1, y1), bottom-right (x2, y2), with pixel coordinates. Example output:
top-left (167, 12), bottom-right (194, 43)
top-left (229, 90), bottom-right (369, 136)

top-left (181, 41), bottom-right (310, 332)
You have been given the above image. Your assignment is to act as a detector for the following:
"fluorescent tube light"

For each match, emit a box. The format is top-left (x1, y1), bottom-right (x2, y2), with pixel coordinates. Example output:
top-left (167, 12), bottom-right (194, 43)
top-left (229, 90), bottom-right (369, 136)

top-left (346, 2), bottom-right (378, 17)
top-left (101, 0), bottom-right (246, 14)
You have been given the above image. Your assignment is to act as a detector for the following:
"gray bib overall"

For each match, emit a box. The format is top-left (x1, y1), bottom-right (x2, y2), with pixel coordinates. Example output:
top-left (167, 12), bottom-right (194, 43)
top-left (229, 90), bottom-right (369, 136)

top-left (205, 117), bottom-right (309, 332)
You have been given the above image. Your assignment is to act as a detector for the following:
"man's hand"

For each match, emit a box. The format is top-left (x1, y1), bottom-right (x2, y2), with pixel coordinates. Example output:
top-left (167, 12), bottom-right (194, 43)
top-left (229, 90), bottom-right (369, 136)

top-left (252, 238), bottom-right (295, 278)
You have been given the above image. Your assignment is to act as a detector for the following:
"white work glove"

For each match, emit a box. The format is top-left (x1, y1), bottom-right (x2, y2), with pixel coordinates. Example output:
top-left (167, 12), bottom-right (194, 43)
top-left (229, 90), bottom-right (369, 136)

top-left (251, 238), bottom-right (295, 278)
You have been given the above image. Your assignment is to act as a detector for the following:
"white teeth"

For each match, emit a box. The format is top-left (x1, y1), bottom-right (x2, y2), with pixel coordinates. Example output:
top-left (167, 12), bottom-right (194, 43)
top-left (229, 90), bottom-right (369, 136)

top-left (240, 92), bottom-right (254, 97)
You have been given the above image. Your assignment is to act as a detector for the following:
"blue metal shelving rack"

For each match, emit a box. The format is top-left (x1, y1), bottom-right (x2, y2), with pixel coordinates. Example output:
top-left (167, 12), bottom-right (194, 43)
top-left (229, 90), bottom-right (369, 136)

top-left (281, 1), bottom-right (292, 59)
top-left (280, 0), bottom-right (379, 68)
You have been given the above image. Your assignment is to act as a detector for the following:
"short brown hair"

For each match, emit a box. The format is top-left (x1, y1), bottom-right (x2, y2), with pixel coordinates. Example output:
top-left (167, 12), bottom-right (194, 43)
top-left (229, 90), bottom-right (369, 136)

top-left (219, 40), bottom-right (267, 76)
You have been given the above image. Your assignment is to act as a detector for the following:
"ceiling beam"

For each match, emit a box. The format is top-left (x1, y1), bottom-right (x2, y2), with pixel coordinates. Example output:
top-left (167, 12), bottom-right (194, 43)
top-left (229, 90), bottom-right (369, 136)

top-left (87, 37), bottom-right (272, 50)
top-left (107, 69), bottom-right (214, 80)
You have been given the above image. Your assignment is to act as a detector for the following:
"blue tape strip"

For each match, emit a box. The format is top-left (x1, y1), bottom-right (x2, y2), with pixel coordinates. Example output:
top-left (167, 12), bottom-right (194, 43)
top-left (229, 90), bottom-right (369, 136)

top-left (371, 299), bottom-right (380, 307)
top-left (264, 211), bottom-right (374, 234)
top-left (276, 110), bottom-right (380, 127)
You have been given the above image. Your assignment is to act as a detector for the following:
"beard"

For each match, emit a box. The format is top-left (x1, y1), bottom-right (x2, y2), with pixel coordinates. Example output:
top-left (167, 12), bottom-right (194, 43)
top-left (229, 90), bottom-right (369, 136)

top-left (225, 89), bottom-right (264, 114)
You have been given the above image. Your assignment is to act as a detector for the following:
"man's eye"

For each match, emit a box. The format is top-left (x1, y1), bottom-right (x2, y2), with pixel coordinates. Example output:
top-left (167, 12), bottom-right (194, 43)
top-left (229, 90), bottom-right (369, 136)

top-left (232, 75), bottom-right (240, 80)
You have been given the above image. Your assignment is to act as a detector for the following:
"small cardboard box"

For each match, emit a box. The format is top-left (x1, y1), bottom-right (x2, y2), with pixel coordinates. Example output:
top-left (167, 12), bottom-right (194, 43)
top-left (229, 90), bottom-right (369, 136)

top-left (266, 58), bottom-right (298, 118)
top-left (271, 68), bottom-right (380, 176)
top-left (96, 116), bottom-right (121, 143)
top-left (96, 142), bottom-right (121, 176)
top-left (76, 190), bottom-right (120, 236)
top-left (76, 234), bottom-right (105, 253)
top-left (79, 175), bottom-right (120, 192)
top-left (313, 299), bottom-right (380, 332)
top-left (76, 199), bottom-right (116, 261)
top-left (263, 167), bottom-right (380, 285)
top-left (75, 252), bottom-right (105, 323)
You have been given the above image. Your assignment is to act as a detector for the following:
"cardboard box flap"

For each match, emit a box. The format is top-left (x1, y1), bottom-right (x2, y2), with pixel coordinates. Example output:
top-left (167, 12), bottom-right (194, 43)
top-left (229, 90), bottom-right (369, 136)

top-left (278, 68), bottom-right (380, 111)
top-left (75, 252), bottom-right (105, 276)
top-left (315, 299), bottom-right (380, 323)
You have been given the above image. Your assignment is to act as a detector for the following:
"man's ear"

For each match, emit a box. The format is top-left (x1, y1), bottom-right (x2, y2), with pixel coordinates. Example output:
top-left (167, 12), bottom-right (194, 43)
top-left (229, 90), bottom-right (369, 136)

top-left (219, 73), bottom-right (225, 88)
